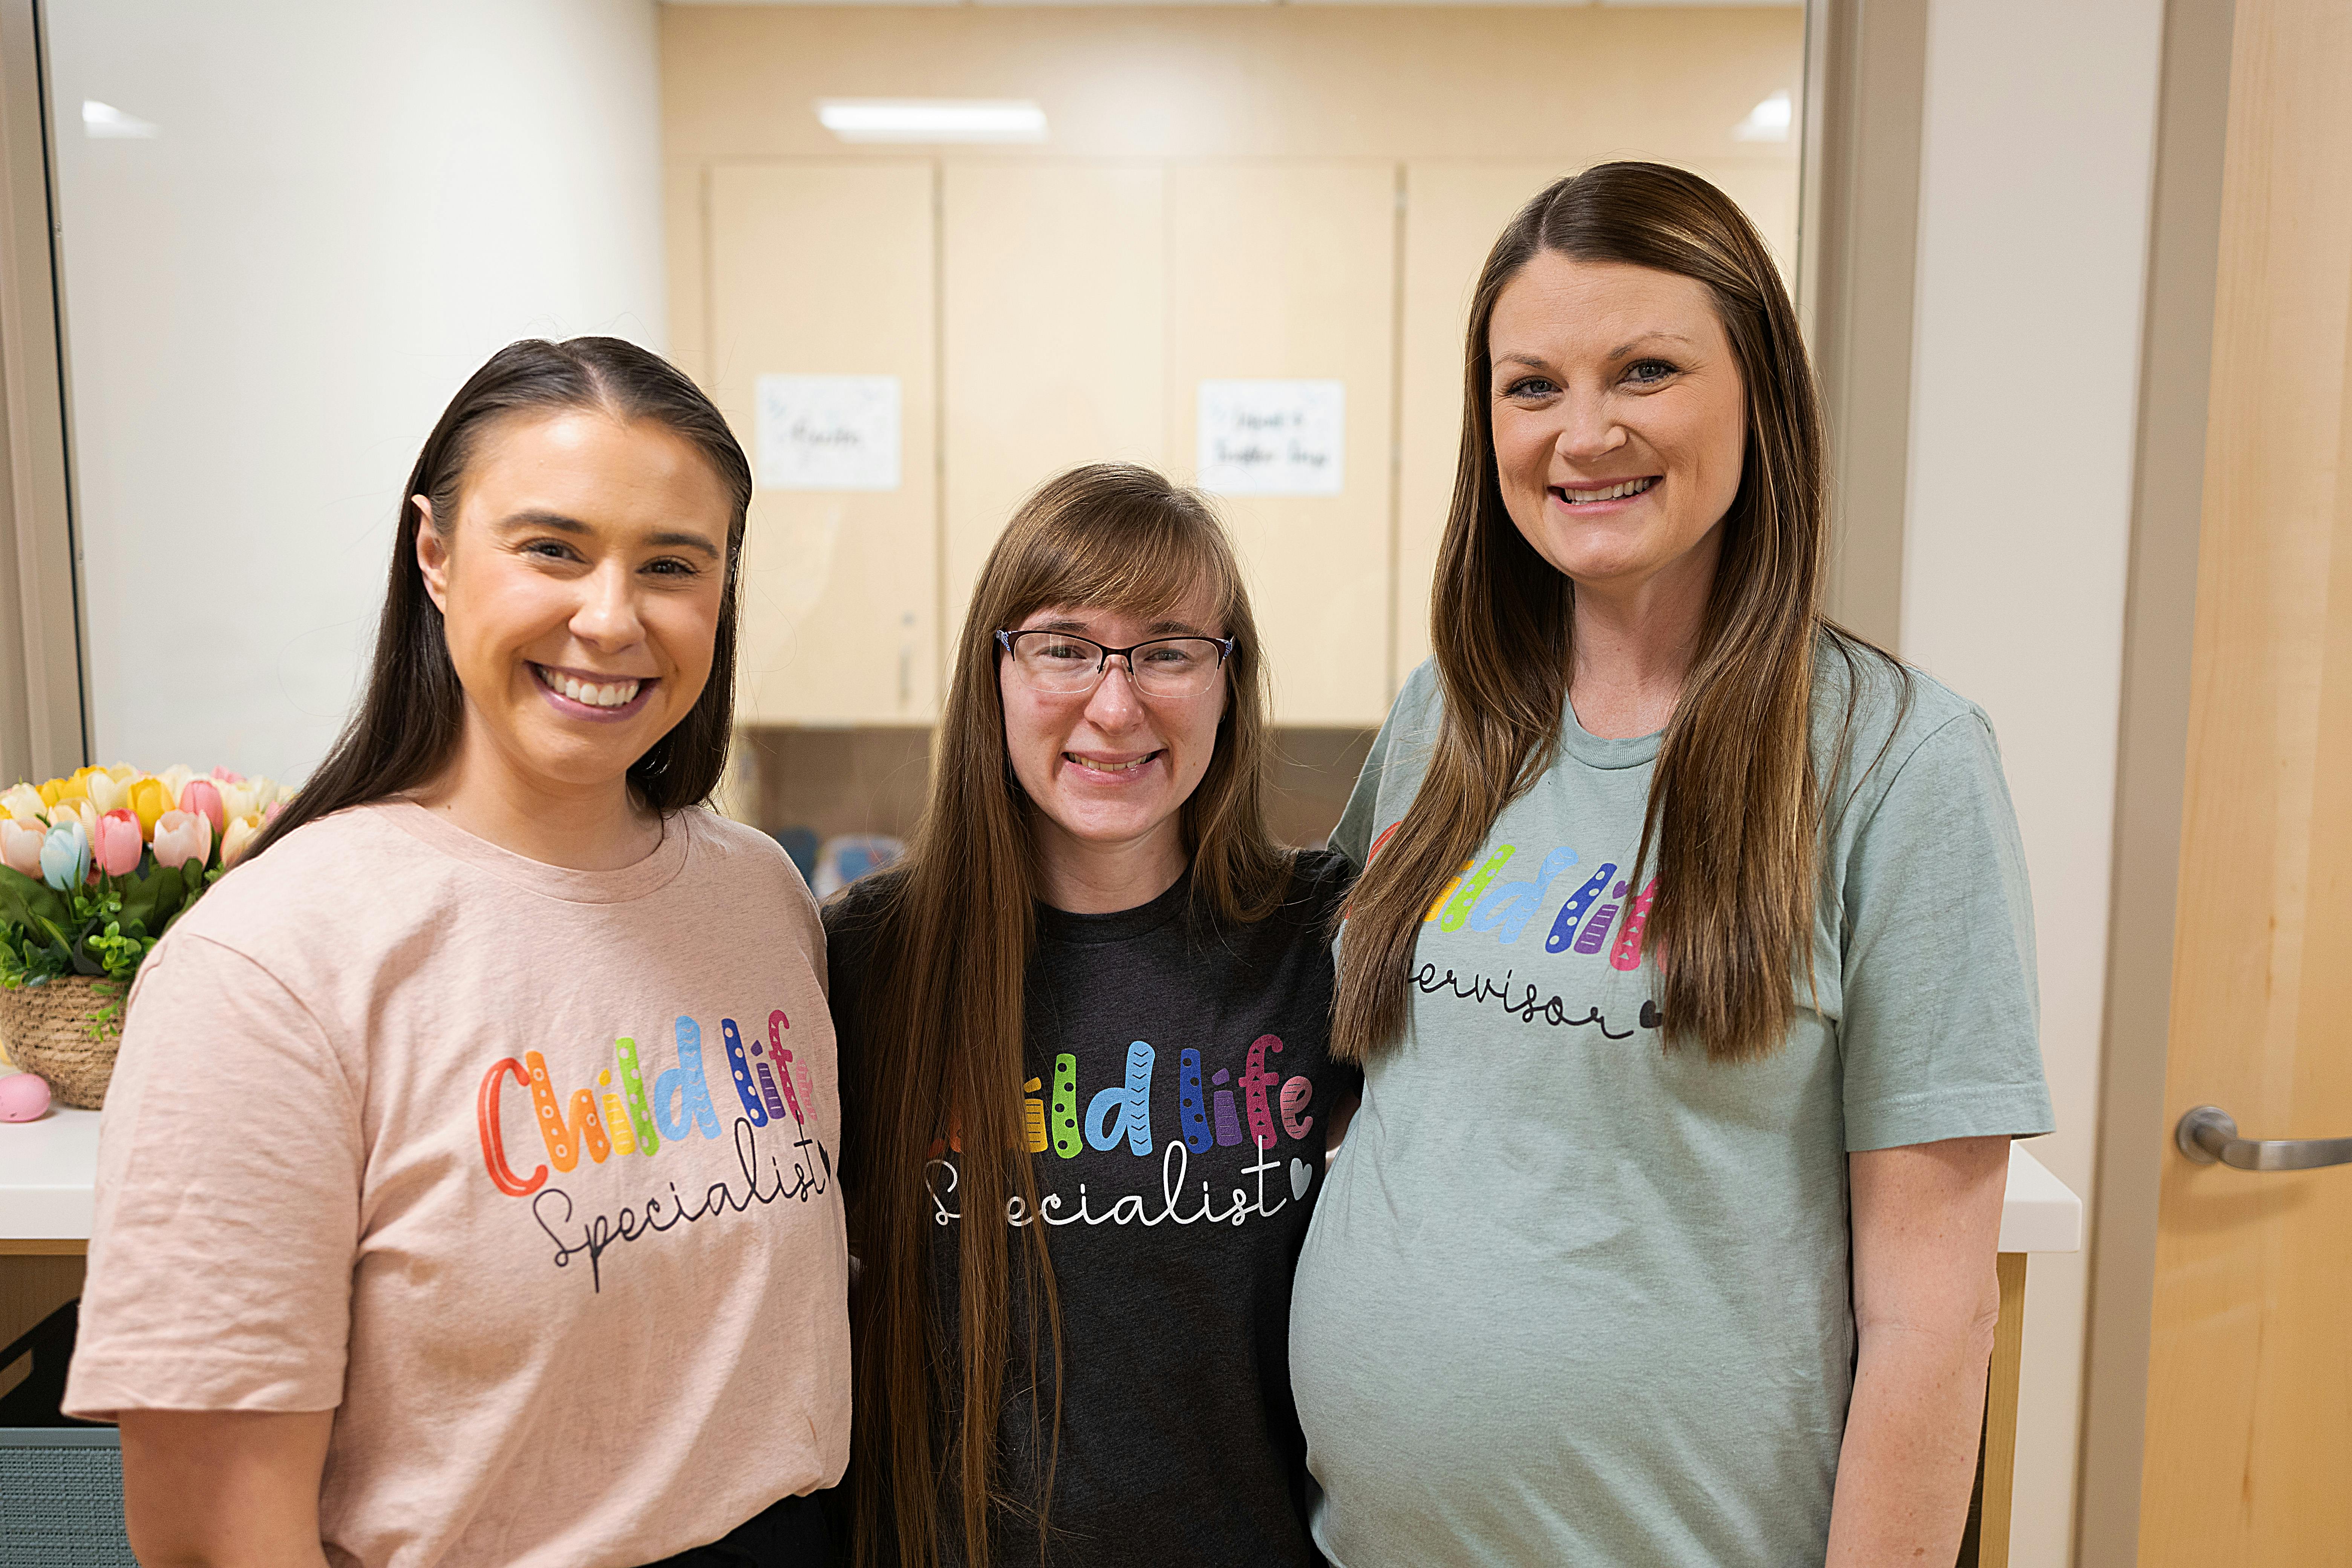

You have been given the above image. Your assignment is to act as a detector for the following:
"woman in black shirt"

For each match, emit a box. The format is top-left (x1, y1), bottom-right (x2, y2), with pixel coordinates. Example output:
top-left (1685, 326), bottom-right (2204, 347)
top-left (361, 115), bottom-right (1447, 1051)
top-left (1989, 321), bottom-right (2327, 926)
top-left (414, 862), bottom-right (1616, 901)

top-left (826, 463), bottom-right (1355, 1568)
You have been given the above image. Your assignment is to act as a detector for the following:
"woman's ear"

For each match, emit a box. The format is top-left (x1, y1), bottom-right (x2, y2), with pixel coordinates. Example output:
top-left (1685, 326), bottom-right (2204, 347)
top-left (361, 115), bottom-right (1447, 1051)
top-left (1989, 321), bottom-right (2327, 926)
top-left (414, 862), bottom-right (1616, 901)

top-left (413, 498), bottom-right (452, 612)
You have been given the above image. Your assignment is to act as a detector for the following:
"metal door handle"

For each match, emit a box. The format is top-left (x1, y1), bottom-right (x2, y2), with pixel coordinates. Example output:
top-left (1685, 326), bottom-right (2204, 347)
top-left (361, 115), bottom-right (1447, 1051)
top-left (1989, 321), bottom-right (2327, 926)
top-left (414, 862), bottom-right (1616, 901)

top-left (2175, 1105), bottom-right (2352, 1171)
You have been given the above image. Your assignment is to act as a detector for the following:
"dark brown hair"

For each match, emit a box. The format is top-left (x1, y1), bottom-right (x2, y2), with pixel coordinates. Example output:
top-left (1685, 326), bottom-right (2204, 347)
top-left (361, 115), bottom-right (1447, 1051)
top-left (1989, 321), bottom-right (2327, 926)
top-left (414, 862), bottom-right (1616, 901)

top-left (1335, 162), bottom-right (1893, 1066)
top-left (840, 463), bottom-right (1290, 1568)
top-left (245, 337), bottom-right (751, 862)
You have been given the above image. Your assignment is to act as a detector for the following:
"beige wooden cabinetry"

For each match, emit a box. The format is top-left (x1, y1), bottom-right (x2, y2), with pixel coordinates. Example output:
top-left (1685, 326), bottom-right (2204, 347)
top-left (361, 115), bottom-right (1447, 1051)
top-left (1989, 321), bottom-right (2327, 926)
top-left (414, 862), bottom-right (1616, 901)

top-left (1395, 161), bottom-right (1572, 681)
top-left (937, 159), bottom-right (1402, 724)
top-left (1165, 163), bottom-right (1397, 724)
top-left (940, 162), bottom-right (1167, 648)
top-left (669, 7), bottom-right (1802, 730)
top-left (709, 161), bottom-right (940, 725)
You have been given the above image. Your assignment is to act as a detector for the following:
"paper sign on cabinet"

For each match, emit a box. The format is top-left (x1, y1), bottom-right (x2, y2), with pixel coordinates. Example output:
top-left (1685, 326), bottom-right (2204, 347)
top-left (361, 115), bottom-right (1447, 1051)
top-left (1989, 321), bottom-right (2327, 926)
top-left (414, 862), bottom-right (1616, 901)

top-left (755, 373), bottom-right (902, 491)
top-left (1196, 379), bottom-right (1345, 496)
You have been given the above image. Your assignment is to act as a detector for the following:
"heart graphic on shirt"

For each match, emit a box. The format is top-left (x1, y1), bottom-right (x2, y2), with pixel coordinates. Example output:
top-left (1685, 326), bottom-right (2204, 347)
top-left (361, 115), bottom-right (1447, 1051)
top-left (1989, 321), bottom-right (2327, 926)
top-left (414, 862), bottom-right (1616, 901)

top-left (1289, 1158), bottom-right (1312, 1200)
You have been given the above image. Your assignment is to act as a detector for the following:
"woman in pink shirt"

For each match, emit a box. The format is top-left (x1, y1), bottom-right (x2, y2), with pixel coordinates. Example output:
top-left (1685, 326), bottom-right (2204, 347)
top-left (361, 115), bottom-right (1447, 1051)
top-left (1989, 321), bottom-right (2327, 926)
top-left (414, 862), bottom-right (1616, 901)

top-left (65, 337), bottom-right (849, 1568)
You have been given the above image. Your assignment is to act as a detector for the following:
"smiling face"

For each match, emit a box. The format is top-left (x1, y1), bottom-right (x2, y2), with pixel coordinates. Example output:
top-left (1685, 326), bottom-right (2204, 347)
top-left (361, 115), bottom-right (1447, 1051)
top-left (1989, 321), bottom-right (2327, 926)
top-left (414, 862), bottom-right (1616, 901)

top-left (1487, 252), bottom-right (1748, 605)
top-left (998, 593), bottom-right (1230, 882)
top-left (416, 407), bottom-right (733, 801)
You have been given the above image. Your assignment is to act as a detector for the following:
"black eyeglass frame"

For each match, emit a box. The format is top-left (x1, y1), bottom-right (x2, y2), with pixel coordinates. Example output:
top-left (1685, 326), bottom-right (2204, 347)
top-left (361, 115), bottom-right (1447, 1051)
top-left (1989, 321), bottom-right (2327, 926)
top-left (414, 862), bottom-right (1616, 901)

top-left (993, 627), bottom-right (1238, 692)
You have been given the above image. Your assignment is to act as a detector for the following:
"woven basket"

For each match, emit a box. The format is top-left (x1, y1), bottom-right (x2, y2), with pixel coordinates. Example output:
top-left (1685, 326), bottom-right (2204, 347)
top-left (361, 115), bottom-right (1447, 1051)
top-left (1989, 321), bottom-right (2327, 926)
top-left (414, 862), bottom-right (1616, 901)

top-left (0, 975), bottom-right (123, 1110)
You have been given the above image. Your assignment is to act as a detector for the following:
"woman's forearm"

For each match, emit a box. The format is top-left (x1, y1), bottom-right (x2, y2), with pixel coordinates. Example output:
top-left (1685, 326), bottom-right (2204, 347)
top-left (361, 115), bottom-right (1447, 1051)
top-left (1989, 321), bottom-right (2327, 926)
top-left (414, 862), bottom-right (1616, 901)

top-left (119, 1409), bottom-right (335, 1568)
top-left (1824, 1313), bottom-right (1998, 1564)
top-left (1830, 1136), bottom-right (2009, 1565)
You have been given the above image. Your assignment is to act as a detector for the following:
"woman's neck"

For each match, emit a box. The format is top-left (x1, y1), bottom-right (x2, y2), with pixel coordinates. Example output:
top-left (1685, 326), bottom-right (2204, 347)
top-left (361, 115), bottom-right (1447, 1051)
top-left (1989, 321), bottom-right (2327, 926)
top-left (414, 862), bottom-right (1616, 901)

top-left (414, 723), bottom-right (660, 872)
top-left (1032, 816), bottom-right (1188, 916)
top-left (1566, 548), bottom-right (1718, 740)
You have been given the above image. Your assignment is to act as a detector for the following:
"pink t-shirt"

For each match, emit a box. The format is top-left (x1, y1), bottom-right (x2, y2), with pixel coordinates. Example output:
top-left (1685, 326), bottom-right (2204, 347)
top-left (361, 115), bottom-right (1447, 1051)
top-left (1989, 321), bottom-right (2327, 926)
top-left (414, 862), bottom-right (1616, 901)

top-left (65, 802), bottom-right (850, 1568)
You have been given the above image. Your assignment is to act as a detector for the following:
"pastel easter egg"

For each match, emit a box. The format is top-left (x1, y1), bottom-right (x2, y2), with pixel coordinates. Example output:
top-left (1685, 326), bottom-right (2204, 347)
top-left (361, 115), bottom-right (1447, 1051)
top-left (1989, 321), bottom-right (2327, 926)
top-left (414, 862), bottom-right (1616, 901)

top-left (0, 1071), bottom-right (52, 1122)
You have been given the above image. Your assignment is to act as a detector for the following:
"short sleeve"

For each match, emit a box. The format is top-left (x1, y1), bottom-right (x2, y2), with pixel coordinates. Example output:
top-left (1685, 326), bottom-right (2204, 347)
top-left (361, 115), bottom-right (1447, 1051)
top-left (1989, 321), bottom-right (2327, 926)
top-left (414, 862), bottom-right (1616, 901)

top-left (1838, 713), bottom-right (2055, 1151)
top-left (1328, 663), bottom-right (1436, 870)
top-left (64, 935), bottom-right (361, 1418)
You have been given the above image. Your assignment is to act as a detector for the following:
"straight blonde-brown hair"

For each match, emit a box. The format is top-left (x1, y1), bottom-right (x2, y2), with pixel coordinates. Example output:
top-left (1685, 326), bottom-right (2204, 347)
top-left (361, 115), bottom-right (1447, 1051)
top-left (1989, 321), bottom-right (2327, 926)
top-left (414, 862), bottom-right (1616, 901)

top-left (839, 463), bottom-right (1291, 1568)
top-left (1334, 162), bottom-right (1896, 1066)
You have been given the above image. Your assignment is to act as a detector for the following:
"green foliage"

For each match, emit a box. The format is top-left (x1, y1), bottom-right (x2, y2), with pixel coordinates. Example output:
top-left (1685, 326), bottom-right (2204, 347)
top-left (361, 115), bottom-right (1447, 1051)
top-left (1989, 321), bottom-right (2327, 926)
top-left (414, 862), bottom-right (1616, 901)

top-left (0, 858), bottom-right (204, 991)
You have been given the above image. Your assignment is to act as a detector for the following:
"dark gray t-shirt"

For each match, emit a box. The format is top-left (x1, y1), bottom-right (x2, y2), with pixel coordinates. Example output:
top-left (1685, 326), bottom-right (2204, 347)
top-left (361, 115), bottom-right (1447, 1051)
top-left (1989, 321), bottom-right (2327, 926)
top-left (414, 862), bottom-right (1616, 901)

top-left (828, 853), bottom-right (1359, 1567)
top-left (1289, 648), bottom-right (2054, 1566)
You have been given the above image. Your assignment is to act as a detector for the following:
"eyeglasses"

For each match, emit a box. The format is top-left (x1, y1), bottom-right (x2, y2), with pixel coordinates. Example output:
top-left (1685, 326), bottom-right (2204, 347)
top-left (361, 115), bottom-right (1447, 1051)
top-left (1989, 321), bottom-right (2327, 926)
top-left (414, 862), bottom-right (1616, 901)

top-left (994, 628), bottom-right (1236, 698)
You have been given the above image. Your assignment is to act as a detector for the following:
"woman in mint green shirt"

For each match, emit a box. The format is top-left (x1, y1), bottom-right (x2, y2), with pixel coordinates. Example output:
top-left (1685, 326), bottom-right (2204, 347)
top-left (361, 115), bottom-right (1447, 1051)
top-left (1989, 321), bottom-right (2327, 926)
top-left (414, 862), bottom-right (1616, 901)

top-left (1291, 162), bottom-right (2052, 1566)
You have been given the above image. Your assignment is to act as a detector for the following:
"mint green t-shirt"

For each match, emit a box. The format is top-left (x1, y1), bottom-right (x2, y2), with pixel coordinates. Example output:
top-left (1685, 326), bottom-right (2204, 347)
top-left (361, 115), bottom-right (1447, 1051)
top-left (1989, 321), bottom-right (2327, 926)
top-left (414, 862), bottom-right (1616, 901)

top-left (1289, 646), bottom-right (2053, 1566)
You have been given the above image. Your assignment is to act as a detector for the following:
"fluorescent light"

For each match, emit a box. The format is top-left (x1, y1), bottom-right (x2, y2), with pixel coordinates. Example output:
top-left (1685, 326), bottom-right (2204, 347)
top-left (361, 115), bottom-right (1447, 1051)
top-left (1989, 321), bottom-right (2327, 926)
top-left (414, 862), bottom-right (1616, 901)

top-left (82, 100), bottom-right (158, 139)
top-left (815, 98), bottom-right (1047, 145)
top-left (1732, 89), bottom-right (1792, 144)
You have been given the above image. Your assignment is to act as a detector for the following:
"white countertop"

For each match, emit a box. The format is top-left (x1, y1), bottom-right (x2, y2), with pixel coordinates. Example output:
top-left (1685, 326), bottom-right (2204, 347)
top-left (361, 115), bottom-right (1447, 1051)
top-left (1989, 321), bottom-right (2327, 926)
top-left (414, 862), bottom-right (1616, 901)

top-left (0, 1104), bottom-right (2084, 1252)
top-left (1998, 1140), bottom-right (2084, 1253)
top-left (0, 1103), bottom-right (100, 1242)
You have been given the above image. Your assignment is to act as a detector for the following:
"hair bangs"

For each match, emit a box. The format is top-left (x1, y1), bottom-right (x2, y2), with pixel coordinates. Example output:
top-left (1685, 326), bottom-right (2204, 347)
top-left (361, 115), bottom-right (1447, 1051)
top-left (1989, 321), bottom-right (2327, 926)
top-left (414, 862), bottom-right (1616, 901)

top-left (1000, 491), bottom-right (1243, 642)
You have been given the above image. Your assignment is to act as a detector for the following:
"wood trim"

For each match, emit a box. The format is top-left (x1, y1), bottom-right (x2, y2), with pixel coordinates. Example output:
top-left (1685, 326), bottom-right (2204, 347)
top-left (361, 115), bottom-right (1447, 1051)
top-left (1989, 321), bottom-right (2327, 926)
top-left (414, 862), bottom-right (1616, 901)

top-left (2073, 3), bottom-right (2236, 1562)
top-left (1795, 0), bottom-right (1928, 650)
top-left (1961, 1253), bottom-right (2031, 1568)
top-left (0, 1237), bottom-right (85, 1255)
top-left (0, 0), bottom-right (87, 783)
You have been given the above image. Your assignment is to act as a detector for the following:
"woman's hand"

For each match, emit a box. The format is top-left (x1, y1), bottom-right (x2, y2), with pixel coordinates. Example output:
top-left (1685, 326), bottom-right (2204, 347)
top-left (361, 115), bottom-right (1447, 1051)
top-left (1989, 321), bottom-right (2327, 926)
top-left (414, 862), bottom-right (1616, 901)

top-left (1826, 1135), bottom-right (2009, 1564)
top-left (118, 1409), bottom-right (334, 1568)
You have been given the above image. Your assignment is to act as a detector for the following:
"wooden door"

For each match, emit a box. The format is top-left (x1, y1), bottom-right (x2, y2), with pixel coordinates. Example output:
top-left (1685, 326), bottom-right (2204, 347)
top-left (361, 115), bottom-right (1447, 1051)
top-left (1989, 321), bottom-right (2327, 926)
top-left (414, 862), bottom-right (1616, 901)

top-left (2140, 0), bottom-right (2352, 1555)
top-left (708, 161), bottom-right (940, 725)
top-left (1164, 162), bottom-right (1396, 728)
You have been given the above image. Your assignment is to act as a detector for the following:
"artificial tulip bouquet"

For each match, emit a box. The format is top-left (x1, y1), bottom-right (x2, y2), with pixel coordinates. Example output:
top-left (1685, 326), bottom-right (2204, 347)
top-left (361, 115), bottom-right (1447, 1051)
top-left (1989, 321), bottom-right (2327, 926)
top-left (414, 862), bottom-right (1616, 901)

top-left (0, 765), bottom-right (286, 1001)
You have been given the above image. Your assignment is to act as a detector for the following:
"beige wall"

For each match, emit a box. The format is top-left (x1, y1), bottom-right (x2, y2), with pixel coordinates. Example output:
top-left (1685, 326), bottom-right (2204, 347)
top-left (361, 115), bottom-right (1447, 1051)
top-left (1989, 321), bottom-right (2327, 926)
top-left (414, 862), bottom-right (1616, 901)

top-left (662, 4), bottom-right (1801, 725)
top-left (1900, 0), bottom-right (2168, 1560)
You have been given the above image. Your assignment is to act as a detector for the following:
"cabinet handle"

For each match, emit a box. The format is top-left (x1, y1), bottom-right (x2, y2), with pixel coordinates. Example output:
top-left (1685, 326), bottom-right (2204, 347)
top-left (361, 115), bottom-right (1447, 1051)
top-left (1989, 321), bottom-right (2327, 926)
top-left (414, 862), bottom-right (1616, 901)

top-left (2175, 1105), bottom-right (2352, 1171)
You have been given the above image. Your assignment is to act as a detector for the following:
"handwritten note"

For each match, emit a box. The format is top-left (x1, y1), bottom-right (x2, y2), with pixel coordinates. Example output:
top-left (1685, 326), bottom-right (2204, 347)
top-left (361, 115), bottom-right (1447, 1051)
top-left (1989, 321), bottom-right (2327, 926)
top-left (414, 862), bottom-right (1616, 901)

top-left (755, 374), bottom-right (901, 492)
top-left (1196, 380), bottom-right (1345, 496)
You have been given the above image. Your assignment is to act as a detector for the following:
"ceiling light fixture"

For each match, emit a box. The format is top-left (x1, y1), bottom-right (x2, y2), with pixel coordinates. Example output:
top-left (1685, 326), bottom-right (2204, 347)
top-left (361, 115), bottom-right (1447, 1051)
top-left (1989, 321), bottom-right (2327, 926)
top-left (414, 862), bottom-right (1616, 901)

top-left (1732, 89), bottom-right (1792, 144)
top-left (815, 98), bottom-right (1048, 145)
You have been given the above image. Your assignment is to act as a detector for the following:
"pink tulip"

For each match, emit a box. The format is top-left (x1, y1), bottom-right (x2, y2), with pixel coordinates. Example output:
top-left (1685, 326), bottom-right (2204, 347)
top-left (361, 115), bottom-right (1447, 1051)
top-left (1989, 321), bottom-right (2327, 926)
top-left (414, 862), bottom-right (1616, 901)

top-left (151, 809), bottom-right (211, 871)
top-left (263, 800), bottom-right (284, 824)
top-left (179, 778), bottom-right (225, 833)
top-left (0, 817), bottom-right (43, 879)
top-left (92, 811), bottom-right (143, 878)
top-left (210, 767), bottom-right (245, 783)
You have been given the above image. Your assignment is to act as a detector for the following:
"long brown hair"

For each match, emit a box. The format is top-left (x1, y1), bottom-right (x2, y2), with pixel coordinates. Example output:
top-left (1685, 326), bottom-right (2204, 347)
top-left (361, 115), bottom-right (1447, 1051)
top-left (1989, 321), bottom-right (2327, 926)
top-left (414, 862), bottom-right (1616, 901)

top-left (841, 464), bottom-right (1290, 1568)
top-left (245, 337), bottom-right (750, 864)
top-left (1335, 161), bottom-right (1891, 1066)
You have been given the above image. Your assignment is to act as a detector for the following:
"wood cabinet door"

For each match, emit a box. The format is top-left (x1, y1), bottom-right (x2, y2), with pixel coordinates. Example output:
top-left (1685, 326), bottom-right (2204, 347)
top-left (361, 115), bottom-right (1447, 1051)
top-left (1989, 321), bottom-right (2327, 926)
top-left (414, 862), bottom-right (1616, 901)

top-left (709, 160), bottom-right (939, 725)
top-left (940, 162), bottom-right (1167, 652)
top-left (1165, 162), bottom-right (1396, 728)
top-left (2139, 0), bottom-right (2352, 1556)
top-left (1395, 161), bottom-right (1574, 681)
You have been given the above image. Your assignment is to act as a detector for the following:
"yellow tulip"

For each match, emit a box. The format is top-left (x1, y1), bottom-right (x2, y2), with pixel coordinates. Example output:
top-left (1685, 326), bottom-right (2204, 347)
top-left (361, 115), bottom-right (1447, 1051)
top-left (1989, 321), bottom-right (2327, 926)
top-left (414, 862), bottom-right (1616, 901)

top-left (46, 775), bottom-right (85, 807)
top-left (35, 778), bottom-right (62, 810)
top-left (126, 776), bottom-right (173, 838)
top-left (219, 811), bottom-right (265, 869)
